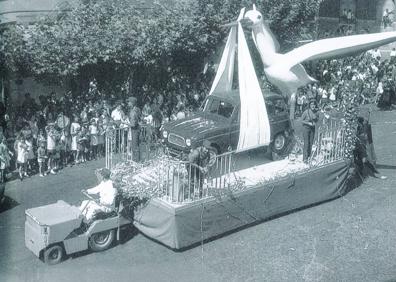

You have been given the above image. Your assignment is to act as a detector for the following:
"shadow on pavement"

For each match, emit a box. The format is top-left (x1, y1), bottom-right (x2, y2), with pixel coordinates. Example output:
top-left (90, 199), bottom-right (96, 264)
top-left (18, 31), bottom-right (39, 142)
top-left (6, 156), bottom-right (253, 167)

top-left (0, 195), bottom-right (20, 213)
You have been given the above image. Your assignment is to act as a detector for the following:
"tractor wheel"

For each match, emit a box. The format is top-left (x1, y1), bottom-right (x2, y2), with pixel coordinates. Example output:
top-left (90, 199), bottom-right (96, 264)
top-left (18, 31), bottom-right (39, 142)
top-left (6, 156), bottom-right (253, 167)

top-left (89, 229), bottom-right (115, 252)
top-left (43, 244), bottom-right (64, 265)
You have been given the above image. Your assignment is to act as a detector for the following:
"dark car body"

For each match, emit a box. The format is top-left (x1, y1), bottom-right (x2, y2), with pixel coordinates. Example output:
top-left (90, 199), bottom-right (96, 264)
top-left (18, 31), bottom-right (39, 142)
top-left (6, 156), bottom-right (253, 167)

top-left (161, 90), bottom-right (292, 156)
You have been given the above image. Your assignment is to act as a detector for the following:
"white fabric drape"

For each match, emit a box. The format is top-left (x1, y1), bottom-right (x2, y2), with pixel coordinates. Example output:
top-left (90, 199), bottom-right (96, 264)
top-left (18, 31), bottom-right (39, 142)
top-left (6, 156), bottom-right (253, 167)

top-left (208, 8), bottom-right (245, 96)
top-left (236, 22), bottom-right (271, 152)
top-left (208, 26), bottom-right (237, 96)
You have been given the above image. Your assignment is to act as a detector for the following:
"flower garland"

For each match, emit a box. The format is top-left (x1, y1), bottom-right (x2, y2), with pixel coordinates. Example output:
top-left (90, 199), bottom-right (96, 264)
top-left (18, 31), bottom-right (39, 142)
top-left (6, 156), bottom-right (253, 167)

top-left (110, 152), bottom-right (181, 209)
top-left (339, 81), bottom-right (359, 159)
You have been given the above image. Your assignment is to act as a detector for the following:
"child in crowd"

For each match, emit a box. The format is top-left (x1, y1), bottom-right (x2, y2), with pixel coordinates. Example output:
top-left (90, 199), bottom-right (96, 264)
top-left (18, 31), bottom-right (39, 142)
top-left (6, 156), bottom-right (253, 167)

top-left (45, 123), bottom-right (58, 174)
top-left (70, 116), bottom-right (81, 164)
top-left (77, 126), bottom-right (89, 163)
top-left (37, 129), bottom-right (46, 144)
top-left (53, 142), bottom-right (61, 170)
top-left (25, 134), bottom-right (35, 174)
top-left (97, 119), bottom-right (105, 158)
top-left (89, 119), bottom-right (98, 160)
top-left (16, 134), bottom-right (28, 180)
top-left (0, 136), bottom-right (13, 182)
top-left (37, 141), bottom-right (47, 177)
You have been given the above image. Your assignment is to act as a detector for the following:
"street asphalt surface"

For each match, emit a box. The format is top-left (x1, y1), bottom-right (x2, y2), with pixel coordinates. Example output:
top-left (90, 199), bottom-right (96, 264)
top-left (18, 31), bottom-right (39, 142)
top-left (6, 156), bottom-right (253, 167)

top-left (0, 104), bottom-right (396, 282)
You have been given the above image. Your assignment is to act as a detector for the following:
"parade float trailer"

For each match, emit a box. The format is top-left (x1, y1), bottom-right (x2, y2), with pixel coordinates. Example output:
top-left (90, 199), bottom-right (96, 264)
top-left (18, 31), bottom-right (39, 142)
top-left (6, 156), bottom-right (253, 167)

top-left (127, 155), bottom-right (350, 250)
top-left (110, 7), bottom-right (362, 250)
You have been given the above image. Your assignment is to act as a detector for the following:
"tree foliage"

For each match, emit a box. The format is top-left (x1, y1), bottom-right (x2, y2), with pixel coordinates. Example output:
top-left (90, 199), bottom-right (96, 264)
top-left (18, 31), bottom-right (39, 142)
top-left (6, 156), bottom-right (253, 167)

top-left (0, 0), bottom-right (321, 100)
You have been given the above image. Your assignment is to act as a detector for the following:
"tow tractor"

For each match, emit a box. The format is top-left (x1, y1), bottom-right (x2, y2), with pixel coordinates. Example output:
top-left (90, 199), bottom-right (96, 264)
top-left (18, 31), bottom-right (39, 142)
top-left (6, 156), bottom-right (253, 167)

top-left (25, 190), bottom-right (132, 265)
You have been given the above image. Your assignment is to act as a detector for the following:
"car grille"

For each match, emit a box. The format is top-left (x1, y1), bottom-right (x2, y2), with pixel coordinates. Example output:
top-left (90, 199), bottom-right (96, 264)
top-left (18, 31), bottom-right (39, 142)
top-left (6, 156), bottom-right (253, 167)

top-left (168, 133), bottom-right (185, 147)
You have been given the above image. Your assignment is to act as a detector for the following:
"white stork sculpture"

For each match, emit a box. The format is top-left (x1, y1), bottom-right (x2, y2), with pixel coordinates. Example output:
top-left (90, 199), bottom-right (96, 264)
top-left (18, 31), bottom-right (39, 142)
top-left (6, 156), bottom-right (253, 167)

top-left (242, 5), bottom-right (396, 120)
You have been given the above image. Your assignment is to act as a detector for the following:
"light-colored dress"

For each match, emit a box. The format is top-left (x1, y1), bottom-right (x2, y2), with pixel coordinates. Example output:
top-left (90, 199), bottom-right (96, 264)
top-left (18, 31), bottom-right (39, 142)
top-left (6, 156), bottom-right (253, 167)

top-left (70, 122), bottom-right (81, 151)
top-left (17, 141), bottom-right (28, 164)
top-left (25, 140), bottom-right (35, 160)
top-left (89, 124), bottom-right (98, 146)
top-left (97, 125), bottom-right (105, 145)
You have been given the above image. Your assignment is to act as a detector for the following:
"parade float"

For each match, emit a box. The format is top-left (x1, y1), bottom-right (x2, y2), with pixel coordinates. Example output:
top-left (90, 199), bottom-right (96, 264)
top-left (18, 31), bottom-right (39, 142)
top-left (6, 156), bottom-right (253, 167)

top-left (106, 6), bottom-right (396, 249)
top-left (25, 6), bottom-right (396, 264)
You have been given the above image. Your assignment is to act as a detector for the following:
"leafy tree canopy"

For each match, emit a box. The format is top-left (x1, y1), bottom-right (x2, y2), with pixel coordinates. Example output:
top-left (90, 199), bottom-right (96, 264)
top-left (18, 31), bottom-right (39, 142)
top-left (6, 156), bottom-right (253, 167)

top-left (0, 0), bottom-right (321, 100)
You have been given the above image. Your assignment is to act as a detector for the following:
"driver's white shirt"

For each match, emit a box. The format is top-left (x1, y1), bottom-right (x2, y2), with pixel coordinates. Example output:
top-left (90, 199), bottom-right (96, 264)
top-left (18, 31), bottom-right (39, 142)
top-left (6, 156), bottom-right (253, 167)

top-left (87, 180), bottom-right (117, 207)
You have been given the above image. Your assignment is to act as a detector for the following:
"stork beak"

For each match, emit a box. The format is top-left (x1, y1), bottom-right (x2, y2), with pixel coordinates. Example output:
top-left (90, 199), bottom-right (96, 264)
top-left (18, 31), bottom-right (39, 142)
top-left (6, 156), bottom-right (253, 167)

top-left (221, 18), bottom-right (252, 28)
top-left (221, 21), bottom-right (239, 27)
top-left (240, 18), bottom-right (254, 29)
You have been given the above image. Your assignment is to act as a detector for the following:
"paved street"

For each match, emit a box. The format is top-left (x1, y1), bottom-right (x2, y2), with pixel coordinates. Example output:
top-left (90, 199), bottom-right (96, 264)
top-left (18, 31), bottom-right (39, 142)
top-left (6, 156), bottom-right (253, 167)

top-left (1, 105), bottom-right (396, 282)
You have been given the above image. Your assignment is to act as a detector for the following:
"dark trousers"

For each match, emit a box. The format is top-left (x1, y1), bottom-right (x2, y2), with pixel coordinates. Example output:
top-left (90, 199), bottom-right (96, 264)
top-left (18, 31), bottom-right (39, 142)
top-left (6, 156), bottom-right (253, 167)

top-left (130, 128), bottom-right (140, 162)
top-left (303, 125), bottom-right (315, 162)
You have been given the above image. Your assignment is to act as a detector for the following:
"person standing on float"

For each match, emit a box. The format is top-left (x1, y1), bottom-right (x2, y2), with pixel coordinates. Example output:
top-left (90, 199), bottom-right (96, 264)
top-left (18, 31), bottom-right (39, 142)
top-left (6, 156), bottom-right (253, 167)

top-left (127, 97), bottom-right (141, 162)
top-left (301, 99), bottom-right (318, 163)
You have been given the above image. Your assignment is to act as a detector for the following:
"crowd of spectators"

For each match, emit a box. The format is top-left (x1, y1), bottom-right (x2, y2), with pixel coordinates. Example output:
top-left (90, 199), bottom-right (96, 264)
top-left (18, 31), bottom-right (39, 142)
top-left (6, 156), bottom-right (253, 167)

top-left (0, 82), bottom-right (205, 182)
top-left (296, 49), bottom-right (396, 116)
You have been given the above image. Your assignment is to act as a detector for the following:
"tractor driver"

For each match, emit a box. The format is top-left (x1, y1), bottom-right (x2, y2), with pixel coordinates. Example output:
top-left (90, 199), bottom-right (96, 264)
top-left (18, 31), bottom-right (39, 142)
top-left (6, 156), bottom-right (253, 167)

top-left (80, 168), bottom-right (117, 222)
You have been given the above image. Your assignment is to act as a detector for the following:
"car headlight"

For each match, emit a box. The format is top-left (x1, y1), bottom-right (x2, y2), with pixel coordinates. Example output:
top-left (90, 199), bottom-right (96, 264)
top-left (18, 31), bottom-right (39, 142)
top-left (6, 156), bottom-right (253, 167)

top-left (186, 138), bottom-right (191, 146)
top-left (162, 130), bottom-right (168, 138)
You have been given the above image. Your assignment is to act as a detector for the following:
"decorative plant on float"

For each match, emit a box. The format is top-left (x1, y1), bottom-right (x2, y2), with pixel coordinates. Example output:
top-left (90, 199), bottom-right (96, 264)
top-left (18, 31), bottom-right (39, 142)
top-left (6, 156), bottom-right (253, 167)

top-left (110, 152), bottom-right (182, 210)
top-left (338, 81), bottom-right (359, 160)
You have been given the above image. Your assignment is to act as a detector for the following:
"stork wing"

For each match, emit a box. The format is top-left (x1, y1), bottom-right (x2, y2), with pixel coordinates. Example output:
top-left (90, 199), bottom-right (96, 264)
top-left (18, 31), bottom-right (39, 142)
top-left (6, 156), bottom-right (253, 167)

top-left (281, 32), bottom-right (396, 69)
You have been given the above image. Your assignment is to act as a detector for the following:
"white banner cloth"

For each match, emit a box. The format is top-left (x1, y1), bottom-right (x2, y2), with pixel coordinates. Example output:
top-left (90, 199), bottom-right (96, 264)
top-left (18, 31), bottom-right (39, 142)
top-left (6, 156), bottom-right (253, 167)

top-left (236, 22), bottom-right (271, 152)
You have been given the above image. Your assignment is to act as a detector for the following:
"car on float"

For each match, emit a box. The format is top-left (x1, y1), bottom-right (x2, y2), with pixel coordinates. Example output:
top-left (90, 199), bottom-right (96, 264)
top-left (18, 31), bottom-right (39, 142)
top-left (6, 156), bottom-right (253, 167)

top-left (24, 191), bottom-right (132, 265)
top-left (161, 90), bottom-right (292, 159)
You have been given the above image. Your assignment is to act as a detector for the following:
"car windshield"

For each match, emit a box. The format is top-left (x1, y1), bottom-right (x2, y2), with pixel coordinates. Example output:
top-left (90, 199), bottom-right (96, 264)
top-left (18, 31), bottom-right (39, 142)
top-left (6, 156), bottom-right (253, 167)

top-left (203, 98), bottom-right (235, 119)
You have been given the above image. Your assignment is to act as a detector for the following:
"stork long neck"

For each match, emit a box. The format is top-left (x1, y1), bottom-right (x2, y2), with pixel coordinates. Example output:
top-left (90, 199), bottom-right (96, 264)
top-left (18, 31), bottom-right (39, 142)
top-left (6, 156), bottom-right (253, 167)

top-left (252, 24), bottom-right (280, 67)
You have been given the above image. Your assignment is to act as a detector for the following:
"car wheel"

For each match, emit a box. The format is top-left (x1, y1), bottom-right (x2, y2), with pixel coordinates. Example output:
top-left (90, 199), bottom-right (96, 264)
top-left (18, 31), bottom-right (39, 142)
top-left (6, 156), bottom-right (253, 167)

top-left (271, 133), bottom-right (287, 155)
top-left (207, 146), bottom-right (218, 167)
top-left (89, 229), bottom-right (115, 252)
top-left (43, 244), bottom-right (64, 265)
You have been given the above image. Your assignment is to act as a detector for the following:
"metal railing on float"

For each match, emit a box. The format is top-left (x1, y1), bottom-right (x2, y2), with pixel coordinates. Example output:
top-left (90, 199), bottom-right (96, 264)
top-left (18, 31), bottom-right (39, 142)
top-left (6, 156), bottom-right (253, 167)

top-left (309, 118), bottom-right (347, 166)
top-left (159, 151), bottom-right (233, 203)
top-left (105, 119), bottom-right (349, 204)
top-left (105, 124), bottom-right (159, 169)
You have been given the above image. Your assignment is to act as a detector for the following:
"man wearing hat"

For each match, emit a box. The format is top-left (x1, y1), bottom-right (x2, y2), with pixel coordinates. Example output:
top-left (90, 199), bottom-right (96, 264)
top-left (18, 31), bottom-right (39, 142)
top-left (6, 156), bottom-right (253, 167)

top-left (301, 99), bottom-right (319, 163)
top-left (187, 140), bottom-right (211, 197)
top-left (127, 97), bottom-right (141, 162)
top-left (80, 168), bottom-right (117, 222)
